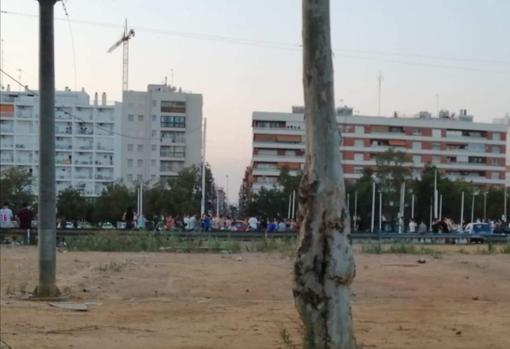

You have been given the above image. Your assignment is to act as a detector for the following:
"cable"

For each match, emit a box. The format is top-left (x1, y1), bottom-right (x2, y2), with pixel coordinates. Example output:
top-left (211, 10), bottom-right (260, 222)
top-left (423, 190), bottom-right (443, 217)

top-left (1, 68), bottom-right (203, 141)
top-left (61, 0), bottom-right (78, 91)
top-left (2, 9), bottom-right (510, 70)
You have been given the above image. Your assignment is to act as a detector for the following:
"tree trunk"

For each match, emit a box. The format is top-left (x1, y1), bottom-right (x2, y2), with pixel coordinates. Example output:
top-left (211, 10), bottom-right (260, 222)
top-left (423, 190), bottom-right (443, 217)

top-left (293, 1), bottom-right (357, 348)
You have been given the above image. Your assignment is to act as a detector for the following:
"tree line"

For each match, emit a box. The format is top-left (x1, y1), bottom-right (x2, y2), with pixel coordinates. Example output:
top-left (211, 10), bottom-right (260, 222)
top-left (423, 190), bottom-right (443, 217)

top-left (239, 149), bottom-right (508, 230)
top-left (0, 164), bottom-right (222, 224)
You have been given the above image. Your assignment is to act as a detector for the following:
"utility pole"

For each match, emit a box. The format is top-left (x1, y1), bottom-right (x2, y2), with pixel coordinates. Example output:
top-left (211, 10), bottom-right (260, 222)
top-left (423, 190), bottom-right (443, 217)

top-left (483, 192), bottom-right (487, 220)
top-left (411, 193), bottom-right (415, 219)
top-left (504, 187), bottom-right (507, 222)
top-left (353, 191), bottom-right (358, 232)
top-left (371, 179), bottom-right (376, 233)
top-left (433, 168), bottom-right (438, 219)
top-left (460, 191), bottom-right (464, 226)
top-left (37, 0), bottom-right (58, 298)
top-left (471, 193), bottom-right (475, 223)
top-left (379, 190), bottom-right (382, 233)
top-left (200, 118), bottom-right (207, 216)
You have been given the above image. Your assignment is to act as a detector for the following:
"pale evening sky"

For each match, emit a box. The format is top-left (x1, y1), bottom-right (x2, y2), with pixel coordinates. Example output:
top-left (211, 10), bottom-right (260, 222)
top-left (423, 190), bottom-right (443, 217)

top-left (1, 0), bottom-right (509, 203)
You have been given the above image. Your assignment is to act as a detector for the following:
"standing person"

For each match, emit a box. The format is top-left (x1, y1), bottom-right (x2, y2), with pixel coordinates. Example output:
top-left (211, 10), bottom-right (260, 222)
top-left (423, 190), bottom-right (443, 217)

top-left (418, 221), bottom-right (427, 234)
top-left (137, 214), bottom-right (146, 230)
top-left (123, 206), bottom-right (135, 230)
top-left (0, 202), bottom-right (14, 229)
top-left (16, 203), bottom-right (34, 244)
top-left (408, 218), bottom-right (417, 234)
top-left (248, 216), bottom-right (258, 232)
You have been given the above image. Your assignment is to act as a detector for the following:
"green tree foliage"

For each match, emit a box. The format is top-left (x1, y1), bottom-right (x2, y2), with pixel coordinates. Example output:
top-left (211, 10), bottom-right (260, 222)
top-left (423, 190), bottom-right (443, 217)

top-left (94, 183), bottom-right (136, 223)
top-left (0, 168), bottom-right (34, 210)
top-left (244, 187), bottom-right (288, 219)
top-left (56, 188), bottom-right (88, 222)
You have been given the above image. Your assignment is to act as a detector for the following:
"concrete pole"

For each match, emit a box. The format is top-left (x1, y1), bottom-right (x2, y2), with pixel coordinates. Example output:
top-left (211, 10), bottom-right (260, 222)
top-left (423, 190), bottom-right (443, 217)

top-left (37, 0), bottom-right (58, 298)
top-left (433, 169), bottom-right (438, 219)
top-left (140, 185), bottom-right (143, 218)
top-left (200, 118), bottom-right (207, 215)
top-left (354, 191), bottom-right (358, 232)
top-left (429, 200), bottom-right (433, 231)
top-left (411, 194), bottom-right (415, 219)
top-left (292, 190), bottom-right (296, 219)
top-left (346, 193), bottom-right (350, 215)
top-left (371, 180), bottom-right (375, 233)
top-left (439, 194), bottom-right (443, 219)
top-left (460, 191), bottom-right (464, 226)
top-left (378, 191), bottom-right (382, 232)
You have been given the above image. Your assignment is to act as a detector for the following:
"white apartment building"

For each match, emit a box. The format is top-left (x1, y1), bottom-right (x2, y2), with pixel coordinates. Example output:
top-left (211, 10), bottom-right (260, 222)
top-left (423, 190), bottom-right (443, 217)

top-left (0, 88), bottom-right (116, 196)
top-left (119, 84), bottom-right (202, 185)
top-left (250, 107), bottom-right (508, 192)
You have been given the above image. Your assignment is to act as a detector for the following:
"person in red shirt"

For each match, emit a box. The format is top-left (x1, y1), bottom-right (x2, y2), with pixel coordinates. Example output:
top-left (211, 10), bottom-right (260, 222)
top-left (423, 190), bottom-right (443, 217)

top-left (16, 203), bottom-right (34, 244)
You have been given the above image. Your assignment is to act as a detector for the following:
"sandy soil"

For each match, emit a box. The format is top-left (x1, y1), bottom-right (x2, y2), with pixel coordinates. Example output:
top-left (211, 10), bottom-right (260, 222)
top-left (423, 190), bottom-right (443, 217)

top-left (1, 246), bottom-right (509, 349)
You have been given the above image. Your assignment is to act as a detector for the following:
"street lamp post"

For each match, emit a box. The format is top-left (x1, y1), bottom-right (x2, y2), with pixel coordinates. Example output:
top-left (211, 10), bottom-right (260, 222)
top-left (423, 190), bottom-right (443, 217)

top-left (483, 192), bottom-right (487, 221)
top-left (371, 175), bottom-right (376, 233)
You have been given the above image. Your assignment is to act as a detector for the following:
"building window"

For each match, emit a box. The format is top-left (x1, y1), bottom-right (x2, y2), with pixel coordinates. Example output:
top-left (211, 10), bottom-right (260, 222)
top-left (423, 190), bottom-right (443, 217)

top-left (127, 144), bottom-right (133, 151)
top-left (493, 133), bottom-right (501, 141)
top-left (431, 143), bottom-right (441, 150)
top-left (412, 142), bottom-right (421, 150)
top-left (152, 144), bottom-right (157, 151)
top-left (137, 159), bottom-right (143, 167)
top-left (432, 129), bottom-right (441, 137)
top-left (354, 126), bottom-right (364, 134)
top-left (137, 144), bottom-right (143, 152)
top-left (160, 145), bottom-right (185, 158)
top-left (127, 159), bottom-right (133, 168)
top-left (138, 115), bottom-right (144, 122)
top-left (354, 153), bottom-right (364, 162)
top-left (160, 115), bottom-right (186, 128)
top-left (137, 174), bottom-right (143, 181)
top-left (161, 101), bottom-right (186, 113)
top-left (354, 139), bottom-right (364, 147)
top-left (412, 128), bottom-right (421, 136)
top-left (161, 131), bottom-right (186, 143)
top-left (127, 174), bottom-right (133, 181)
top-left (128, 114), bottom-right (134, 121)
top-left (413, 155), bottom-right (421, 164)
top-left (432, 156), bottom-right (441, 164)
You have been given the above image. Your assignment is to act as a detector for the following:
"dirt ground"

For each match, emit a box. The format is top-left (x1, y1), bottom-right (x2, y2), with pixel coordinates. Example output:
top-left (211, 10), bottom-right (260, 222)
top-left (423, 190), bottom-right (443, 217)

top-left (1, 246), bottom-right (509, 349)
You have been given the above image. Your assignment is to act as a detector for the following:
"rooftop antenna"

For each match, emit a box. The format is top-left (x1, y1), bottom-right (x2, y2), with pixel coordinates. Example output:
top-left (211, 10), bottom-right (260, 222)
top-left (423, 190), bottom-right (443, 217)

top-left (107, 19), bottom-right (135, 92)
top-left (377, 72), bottom-right (383, 116)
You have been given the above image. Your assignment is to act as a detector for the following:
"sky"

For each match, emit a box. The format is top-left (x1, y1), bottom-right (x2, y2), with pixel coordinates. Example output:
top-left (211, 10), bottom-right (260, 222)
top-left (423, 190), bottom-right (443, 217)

top-left (1, 0), bottom-right (509, 203)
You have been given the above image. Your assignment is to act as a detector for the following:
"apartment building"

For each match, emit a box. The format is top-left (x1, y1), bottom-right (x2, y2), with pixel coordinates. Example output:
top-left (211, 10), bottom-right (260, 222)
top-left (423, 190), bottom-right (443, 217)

top-left (119, 84), bottom-right (202, 185)
top-left (250, 107), bottom-right (508, 192)
top-left (0, 88), bottom-right (116, 196)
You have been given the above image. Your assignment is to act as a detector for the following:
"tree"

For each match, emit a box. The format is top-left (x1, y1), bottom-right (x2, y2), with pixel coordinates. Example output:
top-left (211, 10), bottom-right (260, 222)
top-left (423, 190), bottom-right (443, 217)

top-left (293, 1), bottom-right (357, 348)
top-left (56, 188), bottom-right (87, 222)
top-left (244, 187), bottom-right (287, 219)
top-left (0, 168), bottom-right (34, 210)
top-left (94, 183), bottom-right (136, 223)
top-left (374, 148), bottom-right (411, 221)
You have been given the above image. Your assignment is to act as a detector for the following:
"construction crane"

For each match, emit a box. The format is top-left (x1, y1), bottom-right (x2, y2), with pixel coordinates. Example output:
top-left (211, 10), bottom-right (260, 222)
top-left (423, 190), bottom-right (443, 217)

top-left (107, 19), bottom-right (135, 92)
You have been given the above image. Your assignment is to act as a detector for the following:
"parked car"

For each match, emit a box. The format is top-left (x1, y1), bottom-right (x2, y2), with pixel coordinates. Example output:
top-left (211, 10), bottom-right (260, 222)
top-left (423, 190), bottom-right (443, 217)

top-left (229, 220), bottom-right (249, 232)
top-left (101, 222), bottom-right (115, 230)
top-left (464, 222), bottom-right (492, 243)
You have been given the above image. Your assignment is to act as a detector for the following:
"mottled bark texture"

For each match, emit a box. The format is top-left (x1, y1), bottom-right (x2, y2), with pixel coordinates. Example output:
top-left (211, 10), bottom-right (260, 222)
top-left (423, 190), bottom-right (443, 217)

top-left (293, 1), bottom-right (357, 348)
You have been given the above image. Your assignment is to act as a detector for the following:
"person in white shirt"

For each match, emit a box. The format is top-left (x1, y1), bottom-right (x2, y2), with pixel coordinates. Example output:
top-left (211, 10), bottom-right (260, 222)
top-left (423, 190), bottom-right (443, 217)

top-left (248, 216), bottom-right (258, 231)
top-left (0, 202), bottom-right (14, 229)
top-left (408, 219), bottom-right (417, 233)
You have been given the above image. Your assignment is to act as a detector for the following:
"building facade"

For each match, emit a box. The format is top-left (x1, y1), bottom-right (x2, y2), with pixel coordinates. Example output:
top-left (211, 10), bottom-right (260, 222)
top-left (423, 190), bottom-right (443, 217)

top-left (250, 107), bottom-right (508, 192)
top-left (119, 84), bottom-right (202, 185)
top-left (0, 88), bottom-right (116, 196)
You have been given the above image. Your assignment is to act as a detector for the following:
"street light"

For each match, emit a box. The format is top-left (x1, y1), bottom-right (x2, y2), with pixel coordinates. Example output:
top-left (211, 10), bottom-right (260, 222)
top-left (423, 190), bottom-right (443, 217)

top-left (471, 190), bottom-right (479, 223)
top-left (483, 191), bottom-right (488, 221)
top-left (371, 174), bottom-right (377, 233)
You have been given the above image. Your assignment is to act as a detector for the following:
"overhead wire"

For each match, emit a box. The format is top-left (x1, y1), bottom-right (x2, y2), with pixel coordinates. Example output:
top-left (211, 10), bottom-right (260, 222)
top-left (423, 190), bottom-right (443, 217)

top-left (1, 9), bottom-right (510, 75)
top-left (0, 68), bottom-right (203, 141)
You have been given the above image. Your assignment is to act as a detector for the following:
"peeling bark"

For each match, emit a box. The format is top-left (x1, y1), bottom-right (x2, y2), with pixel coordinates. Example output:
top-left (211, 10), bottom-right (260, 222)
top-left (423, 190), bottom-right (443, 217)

top-left (293, 1), bottom-right (357, 348)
